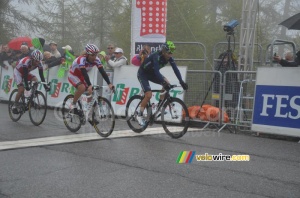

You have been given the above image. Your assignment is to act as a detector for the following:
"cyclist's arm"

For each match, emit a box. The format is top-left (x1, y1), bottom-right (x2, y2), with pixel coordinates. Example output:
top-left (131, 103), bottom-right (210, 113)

top-left (80, 68), bottom-right (92, 86)
top-left (38, 67), bottom-right (49, 89)
top-left (98, 67), bottom-right (111, 85)
top-left (169, 57), bottom-right (184, 83)
top-left (38, 68), bottom-right (46, 82)
top-left (153, 55), bottom-right (164, 83)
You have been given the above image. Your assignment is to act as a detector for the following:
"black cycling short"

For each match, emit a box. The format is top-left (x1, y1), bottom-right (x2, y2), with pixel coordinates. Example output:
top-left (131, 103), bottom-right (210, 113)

top-left (137, 67), bottom-right (165, 92)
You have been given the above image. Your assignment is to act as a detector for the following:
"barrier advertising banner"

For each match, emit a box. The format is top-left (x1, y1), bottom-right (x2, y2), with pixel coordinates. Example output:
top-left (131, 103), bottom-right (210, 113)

top-left (131, 0), bottom-right (167, 59)
top-left (252, 67), bottom-right (300, 137)
top-left (0, 63), bottom-right (99, 108)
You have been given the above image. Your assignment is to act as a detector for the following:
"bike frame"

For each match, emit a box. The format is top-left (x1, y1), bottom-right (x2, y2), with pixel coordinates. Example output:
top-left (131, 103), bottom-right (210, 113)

top-left (76, 85), bottom-right (112, 124)
top-left (21, 81), bottom-right (49, 112)
top-left (142, 85), bottom-right (184, 123)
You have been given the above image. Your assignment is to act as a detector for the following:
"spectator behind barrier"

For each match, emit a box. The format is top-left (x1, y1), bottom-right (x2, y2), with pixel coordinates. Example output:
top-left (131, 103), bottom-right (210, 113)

top-left (49, 41), bottom-right (61, 58)
top-left (105, 44), bottom-right (115, 68)
top-left (98, 51), bottom-right (107, 69)
top-left (0, 44), bottom-right (14, 70)
top-left (106, 47), bottom-right (128, 69)
top-left (43, 51), bottom-right (57, 70)
top-left (274, 51), bottom-right (300, 67)
top-left (131, 44), bottom-right (151, 66)
top-left (18, 44), bottom-right (32, 60)
top-left (46, 45), bottom-right (75, 69)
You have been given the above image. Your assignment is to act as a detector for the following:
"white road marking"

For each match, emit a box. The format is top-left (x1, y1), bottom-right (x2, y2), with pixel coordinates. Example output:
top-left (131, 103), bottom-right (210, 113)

top-left (0, 127), bottom-right (199, 151)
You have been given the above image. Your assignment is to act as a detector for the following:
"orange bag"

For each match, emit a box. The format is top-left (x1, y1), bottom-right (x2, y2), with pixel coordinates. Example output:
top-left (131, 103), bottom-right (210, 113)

top-left (185, 105), bottom-right (229, 123)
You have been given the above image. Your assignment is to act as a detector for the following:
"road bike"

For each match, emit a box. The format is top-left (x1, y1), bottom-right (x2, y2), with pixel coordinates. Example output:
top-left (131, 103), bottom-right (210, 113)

top-left (8, 81), bottom-right (50, 126)
top-left (125, 85), bottom-right (190, 138)
top-left (62, 85), bottom-right (115, 137)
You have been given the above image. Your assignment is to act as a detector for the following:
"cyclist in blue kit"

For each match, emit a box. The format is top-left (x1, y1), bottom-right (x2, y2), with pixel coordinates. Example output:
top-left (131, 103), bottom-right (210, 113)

top-left (136, 41), bottom-right (188, 126)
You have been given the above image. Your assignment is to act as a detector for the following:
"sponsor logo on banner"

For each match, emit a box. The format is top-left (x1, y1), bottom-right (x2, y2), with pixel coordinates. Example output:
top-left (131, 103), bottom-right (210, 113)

top-left (253, 85), bottom-right (300, 129)
top-left (131, 0), bottom-right (167, 60)
top-left (136, 0), bottom-right (167, 37)
top-left (47, 79), bottom-right (75, 98)
top-left (1, 75), bottom-right (13, 93)
top-left (1, 75), bottom-right (17, 94)
top-left (135, 42), bottom-right (163, 54)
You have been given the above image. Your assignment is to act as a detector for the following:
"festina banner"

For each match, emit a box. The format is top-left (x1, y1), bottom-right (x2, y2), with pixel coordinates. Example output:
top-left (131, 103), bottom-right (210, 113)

top-left (131, 0), bottom-right (167, 60)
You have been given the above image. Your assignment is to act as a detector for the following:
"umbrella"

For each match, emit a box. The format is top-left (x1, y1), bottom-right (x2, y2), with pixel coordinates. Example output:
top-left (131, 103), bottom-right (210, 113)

top-left (279, 12), bottom-right (300, 30)
top-left (8, 36), bottom-right (33, 50)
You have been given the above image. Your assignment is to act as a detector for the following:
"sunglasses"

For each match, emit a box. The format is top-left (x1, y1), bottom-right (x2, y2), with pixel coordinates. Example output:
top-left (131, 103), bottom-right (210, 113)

top-left (107, 47), bottom-right (114, 49)
top-left (114, 52), bottom-right (120, 54)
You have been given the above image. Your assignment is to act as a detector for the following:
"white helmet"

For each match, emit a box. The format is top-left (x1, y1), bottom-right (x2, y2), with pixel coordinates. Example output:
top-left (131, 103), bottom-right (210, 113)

top-left (85, 44), bottom-right (100, 55)
top-left (31, 49), bottom-right (43, 61)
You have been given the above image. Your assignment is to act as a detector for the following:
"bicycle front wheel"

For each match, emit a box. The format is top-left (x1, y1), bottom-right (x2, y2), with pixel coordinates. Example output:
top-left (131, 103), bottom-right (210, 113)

top-left (29, 91), bottom-right (47, 126)
top-left (62, 94), bottom-right (81, 132)
top-left (161, 97), bottom-right (189, 138)
top-left (8, 89), bottom-right (23, 122)
top-left (92, 97), bottom-right (115, 137)
top-left (125, 95), bottom-right (149, 133)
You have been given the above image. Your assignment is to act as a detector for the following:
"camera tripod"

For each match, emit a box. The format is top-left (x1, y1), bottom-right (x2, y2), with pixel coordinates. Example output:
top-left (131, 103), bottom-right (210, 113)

top-left (198, 31), bottom-right (239, 125)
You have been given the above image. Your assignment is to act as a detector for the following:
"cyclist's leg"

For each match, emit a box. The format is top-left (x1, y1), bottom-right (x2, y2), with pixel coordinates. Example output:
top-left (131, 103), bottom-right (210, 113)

top-left (29, 74), bottom-right (38, 90)
top-left (148, 74), bottom-right (169, 106)
top-left (68, 74), bottom-right (86, 115)
top-left (137, 70), bottom-right (153, 126)
top-left (137, 70), bottom-right (152, 114)
top-left (13, 69), bottom-right (24, 105)
top-left (68, 74), bottom-right (86, 104)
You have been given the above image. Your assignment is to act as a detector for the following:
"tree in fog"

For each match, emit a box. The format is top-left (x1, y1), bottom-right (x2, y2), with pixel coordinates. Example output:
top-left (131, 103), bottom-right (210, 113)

top-left (29, 0), bottom-right (128, 54)
top-left (0, 0), bottom-right (33, 43)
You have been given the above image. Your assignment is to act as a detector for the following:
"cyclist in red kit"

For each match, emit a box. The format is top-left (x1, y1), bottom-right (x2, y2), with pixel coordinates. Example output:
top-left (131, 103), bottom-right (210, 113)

top-left (68, 44), bottom-right (114, 116)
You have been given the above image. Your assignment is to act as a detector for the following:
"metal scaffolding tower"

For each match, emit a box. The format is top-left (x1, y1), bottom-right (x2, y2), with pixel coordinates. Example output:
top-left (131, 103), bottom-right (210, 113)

top-left (238, 0), bottom-right (259, 71)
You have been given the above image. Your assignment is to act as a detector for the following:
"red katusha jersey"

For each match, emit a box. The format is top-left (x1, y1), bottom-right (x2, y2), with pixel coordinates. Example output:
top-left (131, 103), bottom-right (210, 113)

top-left (16, 57), bottom-right (43, 75)
top-left (69, 55), bottom-right (103, 76)
top-left (136, 0), bottom-right (167, 36)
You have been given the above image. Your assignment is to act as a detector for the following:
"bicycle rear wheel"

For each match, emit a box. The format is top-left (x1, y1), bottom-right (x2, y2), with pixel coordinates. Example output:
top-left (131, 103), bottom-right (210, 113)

top-left (62, 94), bottom-right (81, 132)
top-left (92, 97), bottom-right (115, 137)
top-left (29, 91), bottom-right (47, 126)
top-left (126, 95), bottom-right (149, 133)
top-left (161, 97), bottom-right (189, 138)
top-left (8, 89), bottom-right (23, 122)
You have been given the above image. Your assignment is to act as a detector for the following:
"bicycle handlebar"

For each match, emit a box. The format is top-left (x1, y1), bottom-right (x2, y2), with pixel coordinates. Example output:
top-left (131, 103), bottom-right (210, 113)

top-left (159, 84), bottom-right (184, 96)
top-left (27, 81), bottom-right (52, 88)
top-left (84, 85), bottom-right (115, 98)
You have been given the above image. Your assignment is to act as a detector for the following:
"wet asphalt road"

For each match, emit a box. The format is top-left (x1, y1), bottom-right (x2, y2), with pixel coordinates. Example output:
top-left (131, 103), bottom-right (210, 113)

top-left (0, 103), bottom-right (299, 198)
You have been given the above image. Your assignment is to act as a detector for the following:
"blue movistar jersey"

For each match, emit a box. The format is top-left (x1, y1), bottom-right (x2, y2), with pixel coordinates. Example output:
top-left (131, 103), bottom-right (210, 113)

top-left (141, 51), bottom-right (183, 83)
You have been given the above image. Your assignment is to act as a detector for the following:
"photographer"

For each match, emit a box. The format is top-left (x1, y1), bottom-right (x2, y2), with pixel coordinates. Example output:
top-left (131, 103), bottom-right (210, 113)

top-left (274, 51), bottom-right (300, 67)
top-left (131, 44), bottom-right (151, 66)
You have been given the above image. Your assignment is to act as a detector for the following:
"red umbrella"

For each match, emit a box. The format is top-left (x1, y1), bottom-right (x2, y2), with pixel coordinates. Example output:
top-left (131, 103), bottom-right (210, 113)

top-left (8, 36), bottom-right (33, 50)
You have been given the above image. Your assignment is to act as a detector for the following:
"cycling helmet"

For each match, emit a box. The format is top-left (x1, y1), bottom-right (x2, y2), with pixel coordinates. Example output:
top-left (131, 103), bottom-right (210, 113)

top-left (85, 44), bottom-right (100, 55)
top-left (31, 49), bottom-right (43, 61)
top-left (161, 41), bottom-right (176, 53)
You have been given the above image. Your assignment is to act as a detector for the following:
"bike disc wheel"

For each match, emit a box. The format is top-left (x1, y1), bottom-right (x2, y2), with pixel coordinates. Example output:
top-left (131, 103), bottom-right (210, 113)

top-left (62, 94), bottom-right (81, 132)
top-left (125, 95), bottom-right (149, 133)
top-left (92, 97), bottom-right (115, 137)
top-left (29, 91), bottom-right (47, 126)
top-left (8, 89), bottom-right (23, 122)
top-left (161, 97), bottom-right (189, 138)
